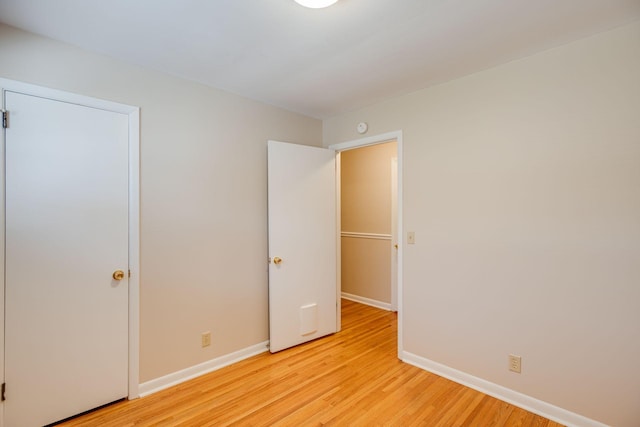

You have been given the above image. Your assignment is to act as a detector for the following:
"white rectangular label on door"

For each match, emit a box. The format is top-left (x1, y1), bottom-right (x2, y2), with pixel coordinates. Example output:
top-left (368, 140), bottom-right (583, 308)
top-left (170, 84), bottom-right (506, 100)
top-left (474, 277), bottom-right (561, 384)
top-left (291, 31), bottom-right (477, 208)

top-left (300, 303), bottom-right (318, 336)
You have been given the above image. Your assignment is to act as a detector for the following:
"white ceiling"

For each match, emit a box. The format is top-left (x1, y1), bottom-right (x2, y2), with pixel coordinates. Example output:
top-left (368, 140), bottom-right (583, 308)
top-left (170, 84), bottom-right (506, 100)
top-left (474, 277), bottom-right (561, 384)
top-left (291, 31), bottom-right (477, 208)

top-left (1, 0), bottom-right (639, 119)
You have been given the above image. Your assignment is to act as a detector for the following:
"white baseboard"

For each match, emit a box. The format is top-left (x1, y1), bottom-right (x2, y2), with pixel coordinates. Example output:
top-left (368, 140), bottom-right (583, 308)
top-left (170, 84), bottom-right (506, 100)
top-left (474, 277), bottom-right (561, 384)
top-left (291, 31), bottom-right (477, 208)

top-left (341, 292), bottom-right (392, 311)
top-left (139, 341), bottom-right (269, 397)
top-left (401, 351), bottom-right (607, 427)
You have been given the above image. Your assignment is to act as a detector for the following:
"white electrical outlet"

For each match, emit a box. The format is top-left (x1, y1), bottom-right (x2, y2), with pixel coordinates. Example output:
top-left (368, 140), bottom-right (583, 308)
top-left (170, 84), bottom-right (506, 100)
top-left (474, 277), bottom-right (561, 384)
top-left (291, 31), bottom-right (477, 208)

top-left (202, 331), bottom-right (211, 348)
top-left (509, 354), bottom-right (521, 373)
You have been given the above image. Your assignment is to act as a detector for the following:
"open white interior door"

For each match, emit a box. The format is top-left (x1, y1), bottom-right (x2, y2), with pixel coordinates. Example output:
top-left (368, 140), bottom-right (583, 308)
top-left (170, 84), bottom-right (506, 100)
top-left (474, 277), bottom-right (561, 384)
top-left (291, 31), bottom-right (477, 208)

top-left (268, 140), bottom-right (337, 353)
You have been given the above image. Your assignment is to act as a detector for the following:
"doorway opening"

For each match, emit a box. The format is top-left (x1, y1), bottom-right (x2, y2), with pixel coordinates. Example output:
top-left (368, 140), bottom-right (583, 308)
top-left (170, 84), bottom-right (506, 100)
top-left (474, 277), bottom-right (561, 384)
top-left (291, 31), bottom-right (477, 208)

top-left (339, 141), bottom-right (397, 309)
top-left (330, 130), bottom-right (403, 356)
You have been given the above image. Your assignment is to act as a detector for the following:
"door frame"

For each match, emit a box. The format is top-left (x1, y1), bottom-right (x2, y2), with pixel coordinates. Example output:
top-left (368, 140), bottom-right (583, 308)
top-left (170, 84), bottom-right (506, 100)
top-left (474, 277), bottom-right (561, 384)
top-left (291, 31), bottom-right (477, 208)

top-left (391, 157), bottom-right (398, 312)
top-left (0, 79), bottom-right (141, 406)
top-left (329, 130), bottom-right (403, 357)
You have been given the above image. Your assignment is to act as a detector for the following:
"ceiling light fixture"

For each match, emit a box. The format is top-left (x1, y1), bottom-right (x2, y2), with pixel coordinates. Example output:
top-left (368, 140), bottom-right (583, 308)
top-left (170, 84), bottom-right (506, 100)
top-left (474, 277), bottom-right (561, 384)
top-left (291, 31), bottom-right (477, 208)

top-left (294, 0), bottom-right (339, 9)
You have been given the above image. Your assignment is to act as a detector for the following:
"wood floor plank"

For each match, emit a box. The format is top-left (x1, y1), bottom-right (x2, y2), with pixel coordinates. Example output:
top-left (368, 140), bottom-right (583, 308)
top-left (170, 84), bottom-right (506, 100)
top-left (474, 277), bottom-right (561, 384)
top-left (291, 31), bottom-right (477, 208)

top-left (59, 300), bottom-right (562, 426)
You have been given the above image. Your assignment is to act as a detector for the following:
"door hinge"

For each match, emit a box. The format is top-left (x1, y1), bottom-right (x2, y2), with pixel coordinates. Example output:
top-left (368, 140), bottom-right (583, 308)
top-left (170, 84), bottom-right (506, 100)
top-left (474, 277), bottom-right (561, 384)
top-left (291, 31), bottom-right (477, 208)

top-left (2, 382), bottom-right (6, 401)
top-left (2, 110), bottom-right (7, 129)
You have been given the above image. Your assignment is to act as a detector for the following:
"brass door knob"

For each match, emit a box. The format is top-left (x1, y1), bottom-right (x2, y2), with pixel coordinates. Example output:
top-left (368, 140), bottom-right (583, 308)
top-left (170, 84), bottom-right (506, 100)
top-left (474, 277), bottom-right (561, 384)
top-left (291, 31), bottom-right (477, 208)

top-left (273, 257), bottom-right (283, 265)
top-left (113, 270), bottom-right (125, 281)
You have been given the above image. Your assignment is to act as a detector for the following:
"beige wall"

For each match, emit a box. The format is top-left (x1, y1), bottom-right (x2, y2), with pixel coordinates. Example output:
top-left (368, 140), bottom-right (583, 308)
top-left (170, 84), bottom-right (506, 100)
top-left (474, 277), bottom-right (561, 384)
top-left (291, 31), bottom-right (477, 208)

top-left (0, 24), bottom-right (322, 383)
top-left (341, 143), bottom-right (396, 303)
top-left (325, 22), bottom-right (640, 427)
top-left (341, 143), bottom-right (396, 233)
top-left (341, 238), bottom-right (392, 303)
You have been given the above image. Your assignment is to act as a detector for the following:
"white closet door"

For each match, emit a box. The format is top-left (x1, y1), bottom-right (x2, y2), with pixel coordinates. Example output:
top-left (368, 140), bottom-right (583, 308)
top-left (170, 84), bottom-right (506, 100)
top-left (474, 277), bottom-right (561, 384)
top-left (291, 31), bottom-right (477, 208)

top-left (4, 90), bottom-right (129, 427)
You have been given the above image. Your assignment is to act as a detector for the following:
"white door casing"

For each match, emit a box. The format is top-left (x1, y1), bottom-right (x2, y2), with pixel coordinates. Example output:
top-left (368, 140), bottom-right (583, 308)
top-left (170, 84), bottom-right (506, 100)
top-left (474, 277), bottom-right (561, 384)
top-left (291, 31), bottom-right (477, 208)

top-left (1, 80), bottom-right (140, 427)
top-left (268, 140), bottom-right (337, 353)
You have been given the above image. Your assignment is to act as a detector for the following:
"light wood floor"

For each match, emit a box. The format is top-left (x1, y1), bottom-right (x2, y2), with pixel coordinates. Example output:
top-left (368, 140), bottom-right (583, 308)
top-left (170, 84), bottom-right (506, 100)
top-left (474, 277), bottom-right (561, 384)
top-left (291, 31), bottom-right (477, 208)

top-left (60, 300), bottom-right (563, 426)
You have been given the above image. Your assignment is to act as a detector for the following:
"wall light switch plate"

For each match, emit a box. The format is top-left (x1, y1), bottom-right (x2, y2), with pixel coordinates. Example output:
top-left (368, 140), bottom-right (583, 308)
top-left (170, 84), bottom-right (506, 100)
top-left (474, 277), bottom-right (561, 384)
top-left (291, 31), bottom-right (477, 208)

top-left (407, 231), bottom-right (416, 244)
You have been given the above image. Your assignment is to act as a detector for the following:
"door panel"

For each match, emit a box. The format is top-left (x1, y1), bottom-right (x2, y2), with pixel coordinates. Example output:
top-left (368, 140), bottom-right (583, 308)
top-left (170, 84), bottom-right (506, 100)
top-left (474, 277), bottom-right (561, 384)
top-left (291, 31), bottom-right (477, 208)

top-left (268, 141), bottom-right (337, 353)
top-left (4, 91), bottom-right (129, 426)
